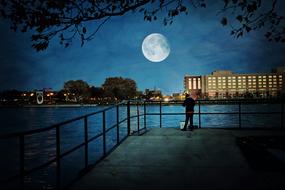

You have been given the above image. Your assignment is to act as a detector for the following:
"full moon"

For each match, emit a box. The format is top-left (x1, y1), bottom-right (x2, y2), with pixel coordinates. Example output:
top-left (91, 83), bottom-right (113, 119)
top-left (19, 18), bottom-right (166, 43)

top-left (142, 33), bottom-right (170, 62)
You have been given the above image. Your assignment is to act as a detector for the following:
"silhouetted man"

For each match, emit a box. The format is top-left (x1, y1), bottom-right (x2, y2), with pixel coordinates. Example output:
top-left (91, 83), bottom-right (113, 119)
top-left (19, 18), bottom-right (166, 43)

top-left (181, 93), bottom-right (195, 131)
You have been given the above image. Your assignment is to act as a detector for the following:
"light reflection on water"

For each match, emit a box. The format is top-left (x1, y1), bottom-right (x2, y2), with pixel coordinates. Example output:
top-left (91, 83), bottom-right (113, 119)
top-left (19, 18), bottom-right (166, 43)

top-left (0, 104), bottom-right (284, 188)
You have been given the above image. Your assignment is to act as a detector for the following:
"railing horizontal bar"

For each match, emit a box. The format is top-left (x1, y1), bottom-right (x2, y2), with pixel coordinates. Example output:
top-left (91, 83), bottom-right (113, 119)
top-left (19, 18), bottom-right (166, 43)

top-left (60, 142), bottom-right (85, 159)
top-left (105, 124), bottom-right (117, 133)
top-left (87, 133), bottom-right (103, 143)
top-left (118, 118), bottom-right (128, 124)
top-left (146, 112), bottom-right (283, 115)
top-left (129, 114), bottom-right (144, 119)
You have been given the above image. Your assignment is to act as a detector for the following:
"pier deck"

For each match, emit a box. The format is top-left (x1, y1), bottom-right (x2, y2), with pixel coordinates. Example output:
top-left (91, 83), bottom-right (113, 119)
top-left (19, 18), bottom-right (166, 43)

top-left (70, 128), bottom-right (285, 190)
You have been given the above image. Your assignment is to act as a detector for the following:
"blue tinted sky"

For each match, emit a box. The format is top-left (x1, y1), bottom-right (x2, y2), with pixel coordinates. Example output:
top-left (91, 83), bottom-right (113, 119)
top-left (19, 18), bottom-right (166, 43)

top-left (0, 1), bottom-right (285, 94)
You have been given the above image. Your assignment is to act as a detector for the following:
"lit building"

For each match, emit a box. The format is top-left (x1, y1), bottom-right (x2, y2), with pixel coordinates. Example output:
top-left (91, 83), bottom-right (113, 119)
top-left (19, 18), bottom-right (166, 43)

top-left (184, 67), bottom-right (285, 98)
top-left (184, 75), bottom-right (202, 97)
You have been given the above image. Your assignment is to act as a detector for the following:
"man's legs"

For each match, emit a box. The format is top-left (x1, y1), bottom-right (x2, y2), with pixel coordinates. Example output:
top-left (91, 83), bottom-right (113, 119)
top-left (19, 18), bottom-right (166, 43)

top-left (189, 113), bottom-right (194, 129)
top-left (182, 113), bottom-right (189, 130)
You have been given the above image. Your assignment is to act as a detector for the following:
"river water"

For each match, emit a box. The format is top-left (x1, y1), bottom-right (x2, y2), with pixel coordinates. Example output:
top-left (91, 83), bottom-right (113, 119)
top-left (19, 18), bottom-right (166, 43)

top-left (0, 103), bottom-right (284, 189)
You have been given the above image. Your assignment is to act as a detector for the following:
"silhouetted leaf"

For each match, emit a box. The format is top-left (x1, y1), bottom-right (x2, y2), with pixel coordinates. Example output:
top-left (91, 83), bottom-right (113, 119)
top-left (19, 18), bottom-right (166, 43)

top-left (245, 26), bottom-right (252, 32)
top-left (275, 36), bottom-right (281, 42)
top-left (221, 17), bottom-right (227, 26)
top-left (201, 3), bottom-right (206, 8)
top-left (180, 6), bottom-right (187, 12)
top-left (236, 15), bottom-right (243, 22)
top-left (237, 31), bottom-right (243, 38)
top-left (223, 0), bottom-right (229, 8)
top-left (32, 42), bottom-right (49, 51)
top-left (265, 32), bottom-right (272, 38)
top-left (83, 27), bottom-right (87, 34)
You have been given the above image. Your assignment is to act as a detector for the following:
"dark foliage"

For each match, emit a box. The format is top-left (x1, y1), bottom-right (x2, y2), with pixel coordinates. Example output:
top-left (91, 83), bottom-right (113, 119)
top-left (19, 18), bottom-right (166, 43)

top-left (0, 0), bottom-right (284, 51)
top-left (102, 77), bottom-right (137, 100)
top-left (220, 0), bottom-right (285, 42)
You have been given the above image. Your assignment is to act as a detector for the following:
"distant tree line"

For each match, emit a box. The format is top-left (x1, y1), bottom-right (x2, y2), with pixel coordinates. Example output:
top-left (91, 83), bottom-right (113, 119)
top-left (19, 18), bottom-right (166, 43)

top-left (0, 77), bottom-right (141, 105)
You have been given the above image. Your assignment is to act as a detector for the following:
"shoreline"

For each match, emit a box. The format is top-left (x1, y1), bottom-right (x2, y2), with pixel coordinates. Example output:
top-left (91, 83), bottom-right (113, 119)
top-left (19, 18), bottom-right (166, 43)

top-left (0, 104), bottom-right (104, 108)
top-left (0, 98), bottom-right (283, 108)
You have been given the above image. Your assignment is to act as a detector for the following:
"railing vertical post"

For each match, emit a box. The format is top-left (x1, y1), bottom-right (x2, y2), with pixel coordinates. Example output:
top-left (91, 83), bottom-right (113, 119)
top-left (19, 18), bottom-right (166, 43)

top-left (281, 102), bottom-right (284, 128)
top-left (238, 100), bottom-right (241, 128)
top-left (19, 135), bottom-right (25, 189)
top-left (137, 102), bottom-right (140, 135)
top-left (116, 105), bottom-right (120, 144)
top-left (198, 100), bottom-right (201, 128)
top-left (102, 111), bottom-right (106, 156)
top-left (127, 101), bottom-right (131, 135)
top-left (159, 101), bottom-right (162, 128)
top-left (144, 101), bottom-right (146, 130)
top-left (84, 116), bottom-right (88, 169)
top-left (56, 126), bottom-right (61, 189)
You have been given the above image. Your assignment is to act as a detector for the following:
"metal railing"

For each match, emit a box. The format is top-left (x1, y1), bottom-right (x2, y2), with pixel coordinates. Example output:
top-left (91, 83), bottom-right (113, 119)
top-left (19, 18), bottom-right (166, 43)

top-left (0, 101), bottom-right (132, 189)
top-left (0, 99), bottom-right (284, 189)
top-left (137, 99), bottom-right (284, 130)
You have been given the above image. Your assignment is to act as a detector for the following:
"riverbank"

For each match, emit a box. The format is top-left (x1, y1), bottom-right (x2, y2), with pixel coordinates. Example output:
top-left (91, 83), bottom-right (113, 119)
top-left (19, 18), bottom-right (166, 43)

top-left (0, 98), bottom-right (284, 108)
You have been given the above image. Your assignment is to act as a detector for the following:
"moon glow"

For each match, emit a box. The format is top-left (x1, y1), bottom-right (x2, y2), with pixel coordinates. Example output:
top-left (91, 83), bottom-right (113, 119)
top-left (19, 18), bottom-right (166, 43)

top-left (142, 33), bottom-right (170, 62)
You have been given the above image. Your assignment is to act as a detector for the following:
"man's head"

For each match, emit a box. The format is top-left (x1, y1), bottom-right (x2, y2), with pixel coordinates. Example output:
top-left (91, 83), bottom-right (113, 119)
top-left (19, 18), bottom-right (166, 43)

top-left (185, 93), bottom-right (190, 98)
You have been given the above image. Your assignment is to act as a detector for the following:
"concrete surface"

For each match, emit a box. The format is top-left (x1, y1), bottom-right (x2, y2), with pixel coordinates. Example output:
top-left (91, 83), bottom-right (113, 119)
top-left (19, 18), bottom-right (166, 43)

top-left (70, 128), bottom-right (285, 190)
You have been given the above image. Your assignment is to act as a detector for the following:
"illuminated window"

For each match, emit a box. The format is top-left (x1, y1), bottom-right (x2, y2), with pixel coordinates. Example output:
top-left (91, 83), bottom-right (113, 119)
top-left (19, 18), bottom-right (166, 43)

top-left (273, 75), bottom-right (277, 78)
top-left (243, 76), bottom-right (246, 78)
top-left (279, 75), bottom-right (282, 78)
top-left (222, 77), bottom-right (226, 79)
top-left (248, 76), bottom-right (252, 78)
top-left (238, 76), bottom-right (241, 79)
top-left (269, 76), bottom-right (272, 78)
top-left (263, 76), bottom-right (266, 78)
top-left (258, 76), bottom-right (262, 78)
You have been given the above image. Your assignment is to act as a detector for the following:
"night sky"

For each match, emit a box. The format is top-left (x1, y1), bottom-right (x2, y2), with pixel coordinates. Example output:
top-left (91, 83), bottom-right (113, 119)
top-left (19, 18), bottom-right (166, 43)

top-left (1, 1), bottom-right (285, 95)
